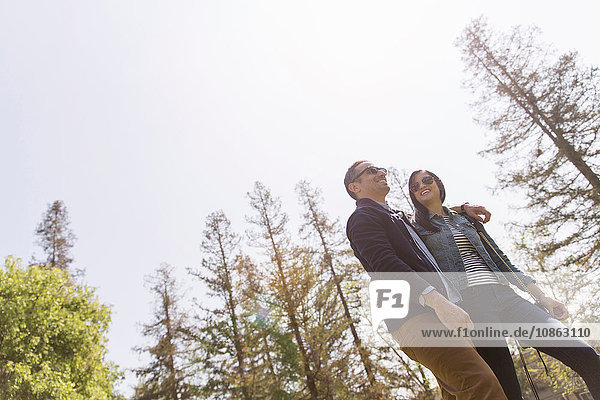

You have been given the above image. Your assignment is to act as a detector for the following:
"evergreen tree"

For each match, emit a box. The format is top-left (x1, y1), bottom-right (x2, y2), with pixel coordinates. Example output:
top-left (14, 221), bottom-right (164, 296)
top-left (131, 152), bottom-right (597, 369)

top-left (296, 181), bottom-right (378, 392)
top-left (457, 17), bottom-right (600, 270)
top-left (234, 255), bottom-right (304, 399)
top-left (189, 211), bottom-right (251, 399)
top-left (34, 200), bottom-right (77, 271)
top-left (133, 264), bottom-right (193, 400)
top-left (296, 180), bottom-right (438, 399)
top-left (287, 246), bottom-right (342, 399)
top-left (246, 182), bottom-right (321, 399)
top-left (190, 211), bottom-right (301, 399)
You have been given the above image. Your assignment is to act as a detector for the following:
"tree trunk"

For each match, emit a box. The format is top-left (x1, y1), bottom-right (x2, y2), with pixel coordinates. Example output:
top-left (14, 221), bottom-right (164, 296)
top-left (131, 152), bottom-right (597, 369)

top-left (468, 28), bottom-right (600, 200)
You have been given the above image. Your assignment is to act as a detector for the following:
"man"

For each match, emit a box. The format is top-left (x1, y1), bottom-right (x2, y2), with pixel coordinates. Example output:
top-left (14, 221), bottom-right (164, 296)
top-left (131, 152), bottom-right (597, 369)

top-left (344, 160), bottom-right (507, 400)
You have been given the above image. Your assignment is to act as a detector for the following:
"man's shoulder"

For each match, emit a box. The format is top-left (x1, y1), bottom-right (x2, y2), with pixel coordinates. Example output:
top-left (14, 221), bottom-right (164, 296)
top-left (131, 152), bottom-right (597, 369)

top-left (347, 202), bottom-right (387, 221)
top-left (346, 202), bottom-right (392, 235)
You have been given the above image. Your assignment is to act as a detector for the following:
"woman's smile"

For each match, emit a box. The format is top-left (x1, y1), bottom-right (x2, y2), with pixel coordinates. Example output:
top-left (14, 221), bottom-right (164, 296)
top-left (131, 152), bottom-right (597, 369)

top-left (420, 188), bottom-right (432, 197)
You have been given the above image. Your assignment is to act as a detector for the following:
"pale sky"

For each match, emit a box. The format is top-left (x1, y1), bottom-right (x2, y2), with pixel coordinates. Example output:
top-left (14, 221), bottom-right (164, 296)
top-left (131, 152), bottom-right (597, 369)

top-left (1, 1), bottom-right (599, 396)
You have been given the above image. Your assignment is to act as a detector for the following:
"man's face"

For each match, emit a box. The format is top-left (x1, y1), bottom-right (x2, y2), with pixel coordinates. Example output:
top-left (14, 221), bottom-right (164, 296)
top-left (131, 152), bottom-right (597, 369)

top-left (348, 162), bottom-right (390, 200)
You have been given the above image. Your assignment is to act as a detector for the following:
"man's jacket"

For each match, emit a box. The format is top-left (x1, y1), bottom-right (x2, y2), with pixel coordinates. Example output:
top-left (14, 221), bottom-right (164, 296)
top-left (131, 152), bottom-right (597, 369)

top-left (346, 198), bottom-right (449, 326)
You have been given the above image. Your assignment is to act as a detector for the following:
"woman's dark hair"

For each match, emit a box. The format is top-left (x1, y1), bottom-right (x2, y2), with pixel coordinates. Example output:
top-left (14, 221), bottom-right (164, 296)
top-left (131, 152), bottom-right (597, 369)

top-left (408, 170), bottom-right (446, 232)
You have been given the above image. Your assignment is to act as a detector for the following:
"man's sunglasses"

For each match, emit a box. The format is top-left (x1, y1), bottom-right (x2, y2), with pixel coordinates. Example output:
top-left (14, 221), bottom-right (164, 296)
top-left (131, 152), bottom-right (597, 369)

top-left (410, 176), bottom-right (435, 193)
top-left (353, 166), bottom-right (387, 182)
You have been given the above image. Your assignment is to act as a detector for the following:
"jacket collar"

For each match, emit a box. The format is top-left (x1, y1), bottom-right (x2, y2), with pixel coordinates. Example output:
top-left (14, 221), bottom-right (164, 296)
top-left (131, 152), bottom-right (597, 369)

top-left (426, 206), bottom-right (455, 221)
top-left (356, 197), bottom-right (388, 210)
top-left (356, 198), bottom-right (405, 216)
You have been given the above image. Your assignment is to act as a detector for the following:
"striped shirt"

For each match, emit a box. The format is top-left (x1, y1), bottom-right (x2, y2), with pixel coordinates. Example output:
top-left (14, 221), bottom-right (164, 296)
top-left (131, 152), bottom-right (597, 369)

top-left (443, 216), bottom-right (499, 287)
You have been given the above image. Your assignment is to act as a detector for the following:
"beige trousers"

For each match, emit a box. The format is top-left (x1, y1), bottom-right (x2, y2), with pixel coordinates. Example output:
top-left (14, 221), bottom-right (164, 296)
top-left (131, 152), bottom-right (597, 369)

top-left (391, 312), bottom-right (508, 400)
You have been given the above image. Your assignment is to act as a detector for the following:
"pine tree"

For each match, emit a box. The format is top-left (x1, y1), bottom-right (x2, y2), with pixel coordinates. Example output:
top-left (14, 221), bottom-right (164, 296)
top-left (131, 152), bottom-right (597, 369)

top-left (191, 211), bottom-right (302, 399)
top-left (191, 210), bottom-right (303, 399)
top-left (457, 17), bottom-right (600, 270)
top-left (296, 181), bottom-right (377, 390)
top-left (246, 182), bottom-right (321, 399)
top-left (296, 180), bottom-right (438, 399)
top-left (34, 200), bottom-right (77, 271)
top-left (189, 211), bottom-right (251, 399)
top-left (133, 264), bottom-right (194, 400)
top-left (234, 255), bottom-right (303, 399)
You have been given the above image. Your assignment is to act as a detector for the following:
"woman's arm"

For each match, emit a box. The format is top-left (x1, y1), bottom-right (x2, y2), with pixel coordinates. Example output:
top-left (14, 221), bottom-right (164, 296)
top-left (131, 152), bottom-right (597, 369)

top-left (526, 282), bottom-right (569, 320)
top-left (474, 221), bottom-right (568, 320)
top-left (473, 220), bottom-right (535, 290)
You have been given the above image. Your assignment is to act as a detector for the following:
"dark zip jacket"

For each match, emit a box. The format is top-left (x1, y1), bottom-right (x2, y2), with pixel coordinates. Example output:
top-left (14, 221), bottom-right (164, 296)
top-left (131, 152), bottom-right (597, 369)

top-left (346, 198), bottom-right (450, 326)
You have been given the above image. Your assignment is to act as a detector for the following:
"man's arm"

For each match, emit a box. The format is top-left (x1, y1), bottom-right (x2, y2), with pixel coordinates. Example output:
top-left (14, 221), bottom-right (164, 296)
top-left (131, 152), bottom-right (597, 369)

top-left (423, 290), bottom-right (474, 330)
top-left (347, 210), bottom-right (432, 296)
top-left (349, 209), bottom-right (474, 330)
top-left (450, 203), bottom-right (491, 223)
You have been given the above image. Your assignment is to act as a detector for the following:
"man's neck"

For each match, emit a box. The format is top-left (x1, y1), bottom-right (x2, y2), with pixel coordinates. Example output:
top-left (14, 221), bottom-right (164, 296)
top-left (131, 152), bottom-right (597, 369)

top-left (361, 195), bottom-right (387, 204)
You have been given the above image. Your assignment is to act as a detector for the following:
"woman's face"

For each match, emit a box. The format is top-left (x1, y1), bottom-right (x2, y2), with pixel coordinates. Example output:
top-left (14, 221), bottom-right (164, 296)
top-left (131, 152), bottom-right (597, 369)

top-left (411, 171), bottom-right (442, 207)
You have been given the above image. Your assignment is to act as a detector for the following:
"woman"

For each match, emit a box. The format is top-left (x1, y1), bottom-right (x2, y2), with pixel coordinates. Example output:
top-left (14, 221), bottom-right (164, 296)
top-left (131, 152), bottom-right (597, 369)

top-left (408, 169), bottom-right (600, 400)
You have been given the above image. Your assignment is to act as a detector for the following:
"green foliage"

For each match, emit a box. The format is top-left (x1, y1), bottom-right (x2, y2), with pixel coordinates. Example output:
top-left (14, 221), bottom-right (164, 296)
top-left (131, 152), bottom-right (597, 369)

top-left (0, 256), bottom-right (120, 399)
top-left (297, 180), bottom-right (440, 399)
top-left (246, 182), bottom-right (325, 398)
top-left (513, 347), bottom-right (589, 398)
top-left (141, 181), bottom-right (448, 398)
top-left (192, 209), bottom-right (306, 399)
top-left (193, 311), bottom-right (302, 399)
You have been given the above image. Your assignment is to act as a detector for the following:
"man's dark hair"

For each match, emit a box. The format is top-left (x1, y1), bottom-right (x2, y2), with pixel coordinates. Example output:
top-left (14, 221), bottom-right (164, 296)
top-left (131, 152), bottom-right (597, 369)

top-left (408, 169), bottom-right (446, 232)
top-left (344, 160), bottom-right (367, 200)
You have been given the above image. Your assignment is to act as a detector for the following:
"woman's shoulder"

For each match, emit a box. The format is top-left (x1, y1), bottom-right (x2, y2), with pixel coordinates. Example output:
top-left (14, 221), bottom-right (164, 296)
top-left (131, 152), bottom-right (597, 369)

top-left (452, 209), bottom-right (476, 222)
top-left (448, 210), bottom-right (485, 233)
top-left (411, 214), bottom-right (440, 235)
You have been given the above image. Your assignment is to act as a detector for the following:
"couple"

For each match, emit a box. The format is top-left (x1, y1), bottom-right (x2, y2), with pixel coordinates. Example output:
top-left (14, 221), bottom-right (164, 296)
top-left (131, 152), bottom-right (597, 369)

top-left (344, 160), bottom-right (600, 400)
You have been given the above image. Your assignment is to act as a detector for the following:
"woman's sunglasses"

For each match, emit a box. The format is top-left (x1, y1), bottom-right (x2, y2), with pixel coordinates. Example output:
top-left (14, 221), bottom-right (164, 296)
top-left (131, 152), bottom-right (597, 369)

top-left (410, 176), bottom-right (435, 193)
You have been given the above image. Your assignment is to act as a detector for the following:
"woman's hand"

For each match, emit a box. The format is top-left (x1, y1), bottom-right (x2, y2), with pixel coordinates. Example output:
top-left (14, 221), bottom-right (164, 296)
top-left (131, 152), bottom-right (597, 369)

top-left (538, 296), bottom-right (569, 320)
top-left (526, 282), bottom-right (569, 320)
